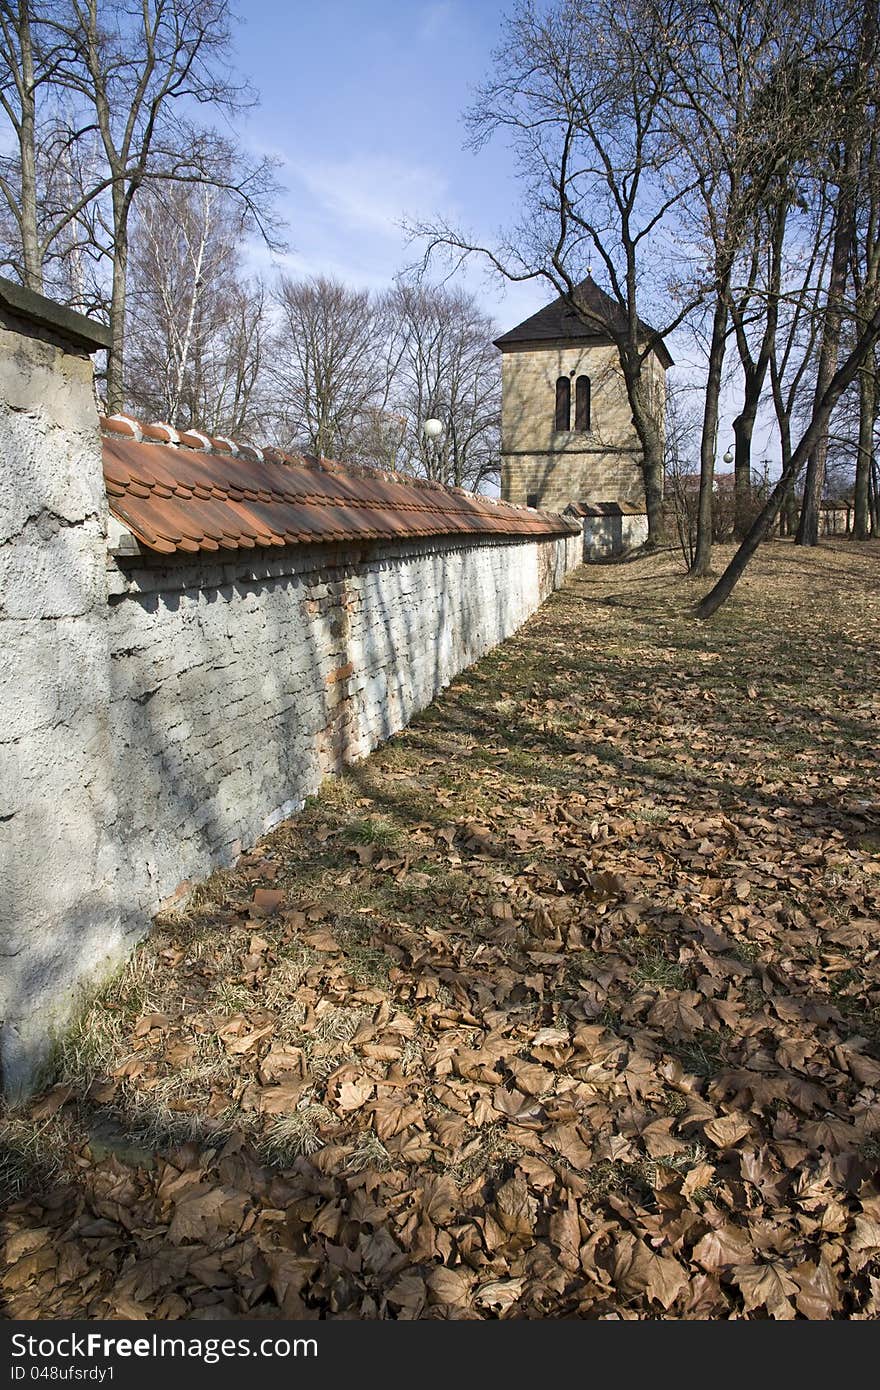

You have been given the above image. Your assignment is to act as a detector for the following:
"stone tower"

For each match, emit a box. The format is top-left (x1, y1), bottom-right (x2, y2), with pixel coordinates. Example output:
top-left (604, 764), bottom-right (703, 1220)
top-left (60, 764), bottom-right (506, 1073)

top-left (494, 277), bottom-right (672, 514)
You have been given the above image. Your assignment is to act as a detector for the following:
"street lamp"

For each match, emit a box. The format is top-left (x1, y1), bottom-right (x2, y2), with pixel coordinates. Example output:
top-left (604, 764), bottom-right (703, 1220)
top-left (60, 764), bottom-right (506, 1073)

top-left (422, 417), bottom-right (443, 441)
top-left (723, 447), bottom-right (734, 468)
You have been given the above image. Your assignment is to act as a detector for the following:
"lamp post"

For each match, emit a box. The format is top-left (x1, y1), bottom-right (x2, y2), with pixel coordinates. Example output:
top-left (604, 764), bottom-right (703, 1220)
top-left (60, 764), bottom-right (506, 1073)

top-left (422, 415), bottom-right (443, 481)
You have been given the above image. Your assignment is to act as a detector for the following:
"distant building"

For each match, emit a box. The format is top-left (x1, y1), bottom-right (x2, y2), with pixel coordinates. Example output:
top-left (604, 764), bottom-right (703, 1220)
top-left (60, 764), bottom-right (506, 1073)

top-left (494, 276), bottom-right (672, 516)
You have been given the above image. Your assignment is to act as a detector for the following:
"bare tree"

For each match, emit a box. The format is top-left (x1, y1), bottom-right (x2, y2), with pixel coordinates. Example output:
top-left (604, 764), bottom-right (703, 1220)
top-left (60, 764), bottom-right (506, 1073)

top-left (696, 300), bottom-right (880, 616)
top-left (270, 275), bottom-right (391, 461)
top-left (651, 0), bottom-right (854, 570)
top-left (125, 181), bottom-right (269, 437)
top-left (649, 1), bottom-right (785, 573)
top-left (796, 3), bottom-right (878, 544)
top-left (663, 379), bottom-right (702, 569)
top-left (32, 0), bottom-right (282, 412)
top-left (0, 0), bottom-right (46, 288)
top-left (0, 2), bottom-right (90, 292)
top-left (761, 195), bottom-right (835, 536)
top-left (384, 281), bottom-right (500, 492)
top-left (851, 90), bottom-right (880, 540)
top-left (694, 1), bottom-right (880, 612)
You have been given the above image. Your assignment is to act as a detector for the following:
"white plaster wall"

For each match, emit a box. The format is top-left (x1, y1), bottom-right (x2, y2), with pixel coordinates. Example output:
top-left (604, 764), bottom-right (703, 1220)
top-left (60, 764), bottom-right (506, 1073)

top-left (0, 304), bottom-right (579, 1095)
top-left (582, 513), bottom-right (648, 561)
top-left (0, 319), bottom-right (135, 1096)
top-left (106, 530), bottom-right (580, 920)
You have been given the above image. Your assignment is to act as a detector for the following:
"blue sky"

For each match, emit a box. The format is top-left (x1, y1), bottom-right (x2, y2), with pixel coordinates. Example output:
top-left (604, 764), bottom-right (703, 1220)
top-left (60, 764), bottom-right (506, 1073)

top-left (231, 0), bottom-right (549, 336)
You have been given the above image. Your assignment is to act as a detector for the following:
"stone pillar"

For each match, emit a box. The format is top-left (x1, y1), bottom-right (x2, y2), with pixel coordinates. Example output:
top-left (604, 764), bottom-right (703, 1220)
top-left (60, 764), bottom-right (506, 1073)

top-left (0, 278), bottom-right (121, 1095)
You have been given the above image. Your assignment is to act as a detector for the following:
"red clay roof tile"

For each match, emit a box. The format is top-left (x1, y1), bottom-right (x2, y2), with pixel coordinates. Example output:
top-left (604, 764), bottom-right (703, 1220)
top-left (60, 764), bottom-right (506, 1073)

top-left (140, 421), bottom-right (177, 443)
top-left (102, 417), bottom-right (579, 557)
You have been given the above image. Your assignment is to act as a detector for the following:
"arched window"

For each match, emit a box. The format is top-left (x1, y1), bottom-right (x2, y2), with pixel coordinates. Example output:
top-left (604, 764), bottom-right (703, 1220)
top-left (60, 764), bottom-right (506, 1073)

top-left (554, 376), bottom-right (571, 432)
top-left (575, 375), bottom-right (591, 431)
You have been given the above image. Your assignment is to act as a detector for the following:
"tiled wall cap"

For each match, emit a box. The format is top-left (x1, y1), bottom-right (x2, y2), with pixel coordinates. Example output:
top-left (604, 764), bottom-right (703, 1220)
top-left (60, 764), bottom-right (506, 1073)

top-left (177, 429), bottom-right (212, 451)
top-left (211, 435), bottom-right (238, 455)
top-left (101, 414), bottom-right (141, 440)
top-left (97, 412), bottom-right (580, 541)
top-left (143, 421), bottom-right (179, 444)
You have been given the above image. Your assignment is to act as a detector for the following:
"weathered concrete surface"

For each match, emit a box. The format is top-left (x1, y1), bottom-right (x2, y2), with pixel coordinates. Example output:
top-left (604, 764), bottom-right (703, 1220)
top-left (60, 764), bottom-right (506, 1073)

top-left (0, 314), bottom-right (131, 1097)
top-left (582, 512), bottom-right (650, 561)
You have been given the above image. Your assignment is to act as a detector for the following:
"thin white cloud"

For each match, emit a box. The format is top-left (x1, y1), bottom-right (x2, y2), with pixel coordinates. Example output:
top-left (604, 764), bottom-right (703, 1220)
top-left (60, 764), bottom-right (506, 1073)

top-left (287, 153), bottom-right (449, 239)
top-left (417, 1), bottom-right (459, 42)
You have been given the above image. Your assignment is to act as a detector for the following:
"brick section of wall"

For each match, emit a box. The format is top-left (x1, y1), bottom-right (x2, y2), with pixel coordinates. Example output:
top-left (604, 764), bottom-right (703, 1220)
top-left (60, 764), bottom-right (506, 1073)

top-left (0, 300), bottom-right (580, 1093)
top-left (503, 451), bottom-right (645, 513)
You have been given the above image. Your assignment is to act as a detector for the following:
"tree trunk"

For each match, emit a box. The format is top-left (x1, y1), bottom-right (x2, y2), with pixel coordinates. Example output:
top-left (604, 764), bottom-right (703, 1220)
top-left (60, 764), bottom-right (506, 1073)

top-left (796, 5), bottom-right (875, 546)
top-left (732, 366), bottom-right (771, 541)
top-left (641, 430), bottom-right (665, 546)
top-left (629, 371), bottom-right (665, 545)
top-left (691, 295), bottom-right (727, 576)
top-left (105, 205), bottom-right (128, 414)
top-left (731, 409), bottom-right (755, 540)
top-left (696, 302), bottom-right (880, 618)
top-left (795, 351), bottom-right (835, 546)
top-left (15, 2), bottom-right (41, 292)
top-left (854, 363), bottom-right (875, 540)
top-left (781, 470), bottom-right (799, 537)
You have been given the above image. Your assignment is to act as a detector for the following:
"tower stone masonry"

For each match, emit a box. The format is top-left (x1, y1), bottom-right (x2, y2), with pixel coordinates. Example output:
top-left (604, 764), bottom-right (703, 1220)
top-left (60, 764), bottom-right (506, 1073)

top-left (495, 277), bottom-right (672, 515)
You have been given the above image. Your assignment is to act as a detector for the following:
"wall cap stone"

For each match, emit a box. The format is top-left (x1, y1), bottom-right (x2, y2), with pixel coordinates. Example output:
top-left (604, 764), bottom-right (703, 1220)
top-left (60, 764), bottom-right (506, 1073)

top-left (0, 275), bottom-right (111, 353)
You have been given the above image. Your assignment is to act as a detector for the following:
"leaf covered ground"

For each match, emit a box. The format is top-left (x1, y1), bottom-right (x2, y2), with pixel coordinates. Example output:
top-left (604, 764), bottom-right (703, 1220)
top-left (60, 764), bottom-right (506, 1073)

top-left (2, 539), bottom-right (880, 1321)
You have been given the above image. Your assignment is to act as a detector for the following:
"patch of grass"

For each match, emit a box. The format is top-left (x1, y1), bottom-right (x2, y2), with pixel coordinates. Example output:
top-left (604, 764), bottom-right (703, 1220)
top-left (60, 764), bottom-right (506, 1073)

top-left (345, 1130), bottom-right (393, 1174)
top-left (730, 938), bottom-right (760, 965)
top-left (630, 950), bottom-right (689, 991)
top-left (0, 1112), bottom-right (79, 1201)
top-left (333, 923), bottom-right (396, 990)
top-left (261, 1106), bottom-right (333, 1163)
top-left (310, 1005), bottom-right (369, 1046)
top-left (153, 867), bottom-right (240, 930)
top-left (342, 815), bottom-right (403, 849)
top-left (212, 981), bottom-right (256, 1015)
top-left (107, 1094), bottom-right (235, 1152)
top-left (585, 1158), bottom-right (655, 1204)
top-left (669, 1031), bottom-right (728, 1078)
top-left (53, 949), bottom-right (159, 1090)
top-left (663, 1087), bottom-right (688, 1116)
top-left (265, 948), bottom-right (321, 1008)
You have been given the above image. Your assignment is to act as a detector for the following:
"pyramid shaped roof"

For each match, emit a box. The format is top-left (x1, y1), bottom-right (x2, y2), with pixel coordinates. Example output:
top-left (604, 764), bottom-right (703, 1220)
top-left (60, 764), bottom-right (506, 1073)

top-left (493, 276), bottom-right (673, 367)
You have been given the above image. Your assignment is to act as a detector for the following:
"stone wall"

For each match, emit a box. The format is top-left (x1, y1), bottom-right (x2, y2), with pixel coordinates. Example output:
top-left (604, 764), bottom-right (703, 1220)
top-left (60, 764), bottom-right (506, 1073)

top-left (0, 295), bottom-right (131, 1096)
top-left (499, 341), bottom-right (666, 513)
top-left (581, 512), bottom-right (649, 561)
top-left (106, 530), bottom-right (578, 929)
top-left (0, 288), bottom-right (580, 1094)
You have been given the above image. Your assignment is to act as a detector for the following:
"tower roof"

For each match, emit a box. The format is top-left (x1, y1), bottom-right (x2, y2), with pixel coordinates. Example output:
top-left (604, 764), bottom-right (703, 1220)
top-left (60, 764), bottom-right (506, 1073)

top-left (493, 275), bottom-right (673, 368)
